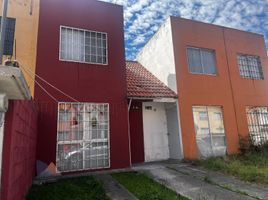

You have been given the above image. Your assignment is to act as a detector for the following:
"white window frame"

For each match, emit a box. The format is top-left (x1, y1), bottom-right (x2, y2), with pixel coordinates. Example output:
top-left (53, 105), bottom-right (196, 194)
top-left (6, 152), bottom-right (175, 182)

top-left (59, 25), bottom-right (108, 66)
top-left (187, 46), bottom-right (217, 76)
top-left (56, 102), bottom-right (110, 173)
top-left (0, 112), bottom-right (5, 185)
top-left (193, 106), bottom-right (227, 157)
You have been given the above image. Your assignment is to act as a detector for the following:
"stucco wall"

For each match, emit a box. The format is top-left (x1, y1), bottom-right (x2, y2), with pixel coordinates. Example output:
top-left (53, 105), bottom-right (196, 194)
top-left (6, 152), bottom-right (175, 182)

top-left (142, 102), bottom-right (169, 162)
top-left (35, 0), bottom-right (130, 170)
top-left (137, 17), bottom-right (177, 92)
top-left (1, 100), bottom-right (38, 200)
top-left (170, 17), bottom-right (268, 159)
top-left (0, 0), bottom-right (40, 96)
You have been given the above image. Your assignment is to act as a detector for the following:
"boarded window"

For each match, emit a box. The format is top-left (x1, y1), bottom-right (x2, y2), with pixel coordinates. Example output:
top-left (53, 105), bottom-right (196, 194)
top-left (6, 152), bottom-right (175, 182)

top-left (187, 47), bottom-right (217, 75)
top-left (0, 17), bottom-right (16, 55)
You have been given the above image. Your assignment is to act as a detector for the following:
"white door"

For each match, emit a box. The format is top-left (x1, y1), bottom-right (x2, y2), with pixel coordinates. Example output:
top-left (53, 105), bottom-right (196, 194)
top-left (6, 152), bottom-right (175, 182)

top-left (143, 102), bottom-right (169, 162)
top-left (166, 103), bottom-right (183, 159)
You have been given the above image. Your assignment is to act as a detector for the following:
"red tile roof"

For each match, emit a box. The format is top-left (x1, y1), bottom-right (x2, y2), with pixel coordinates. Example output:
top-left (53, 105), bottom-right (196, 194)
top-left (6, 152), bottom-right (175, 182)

top-left (126, 61), bottom-right (177, 99)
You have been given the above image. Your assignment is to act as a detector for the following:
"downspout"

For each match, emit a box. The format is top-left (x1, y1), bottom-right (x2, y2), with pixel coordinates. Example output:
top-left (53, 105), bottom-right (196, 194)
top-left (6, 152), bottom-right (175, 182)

top-left (127, 98), bottom-right (132, 167)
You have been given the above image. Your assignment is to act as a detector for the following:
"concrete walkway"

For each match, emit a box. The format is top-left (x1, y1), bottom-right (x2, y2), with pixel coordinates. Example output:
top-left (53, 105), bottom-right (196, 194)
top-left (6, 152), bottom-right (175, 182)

top-left (133, 161), bottom-right (268, 200)
top-left (95, 174), bottom-right (138, 200)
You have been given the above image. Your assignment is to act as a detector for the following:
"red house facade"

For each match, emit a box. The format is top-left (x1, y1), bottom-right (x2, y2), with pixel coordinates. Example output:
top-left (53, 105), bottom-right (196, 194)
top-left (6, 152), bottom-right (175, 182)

top-left (34, 0), bottom-right (130, 172)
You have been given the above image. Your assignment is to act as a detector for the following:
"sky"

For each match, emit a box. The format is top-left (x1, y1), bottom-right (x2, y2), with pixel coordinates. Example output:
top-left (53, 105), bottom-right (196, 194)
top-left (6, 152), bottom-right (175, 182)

top-left (101, 0), bottom-right (268, 60)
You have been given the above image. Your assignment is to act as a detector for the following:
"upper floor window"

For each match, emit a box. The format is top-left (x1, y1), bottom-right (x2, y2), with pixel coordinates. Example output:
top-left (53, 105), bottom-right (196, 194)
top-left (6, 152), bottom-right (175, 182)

top-left (60, 26), bottom-right (108, 65)
top-left (237, 54), bottom-right (263, 80)
top-left (187, 47), bottom-right (217, 75)
top-left (0, 17), bottom-right (16, 56)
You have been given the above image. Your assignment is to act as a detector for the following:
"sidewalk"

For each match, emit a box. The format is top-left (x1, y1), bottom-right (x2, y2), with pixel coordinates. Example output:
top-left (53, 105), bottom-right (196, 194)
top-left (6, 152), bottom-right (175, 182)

top-left (133, 161), bottom-right (267, 200)
top-left (95, 174), bottom-right (138, 200)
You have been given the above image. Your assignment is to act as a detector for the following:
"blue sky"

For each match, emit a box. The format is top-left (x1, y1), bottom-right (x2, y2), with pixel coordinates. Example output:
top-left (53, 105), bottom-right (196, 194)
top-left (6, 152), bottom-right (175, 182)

top-left (101, 0), bottom-right (268, 60)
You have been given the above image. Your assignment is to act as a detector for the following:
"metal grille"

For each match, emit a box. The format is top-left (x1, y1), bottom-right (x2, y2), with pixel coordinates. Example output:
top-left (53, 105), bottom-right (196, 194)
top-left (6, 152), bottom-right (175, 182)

top-left (56, 103), bottom-right (110, 172)
top-left (60, 26), bottom-right (108, 65)
top-left (237, 54), bottom-right (263, 80)
top-left (246, 107), bottom-right (268, 146)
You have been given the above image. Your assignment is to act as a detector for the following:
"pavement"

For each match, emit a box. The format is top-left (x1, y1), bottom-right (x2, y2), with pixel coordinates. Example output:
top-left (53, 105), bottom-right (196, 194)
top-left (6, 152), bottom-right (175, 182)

top-left (133, 160), bottom-right (268, 200)
top-left (95, 174), bottom-right (138, 200)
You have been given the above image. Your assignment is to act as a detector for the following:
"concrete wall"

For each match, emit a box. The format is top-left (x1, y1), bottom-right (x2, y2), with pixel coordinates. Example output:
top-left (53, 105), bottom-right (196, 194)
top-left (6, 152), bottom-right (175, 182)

top-left (1, 100), bottom-right (38, 200)
top-left (142, 102), bottom-right (169, 162)
top-left (0, 0), bottom-right (40, 96)
top-left (137, 17), bottom-right (177, 92)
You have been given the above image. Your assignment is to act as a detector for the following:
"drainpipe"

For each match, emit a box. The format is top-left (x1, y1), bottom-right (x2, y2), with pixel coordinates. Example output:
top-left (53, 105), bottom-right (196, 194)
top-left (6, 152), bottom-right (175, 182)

top-left (0, 93), bottom-right (8, 191)
top-left (0, 0), bottom-right (8, 65)
top-left (127, 98), bottom-right (132, 167)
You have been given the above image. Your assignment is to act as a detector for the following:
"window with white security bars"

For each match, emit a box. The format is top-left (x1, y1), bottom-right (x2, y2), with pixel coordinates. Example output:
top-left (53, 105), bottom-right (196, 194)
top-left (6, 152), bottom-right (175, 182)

top-left (237, 54), bottom-right (263, 80)
top-left (60, 26), bottom-right (108, 65)
top-left (56, 103), bottom-right (110, 172)
top-left (246, 107), bottom-right (268, 146)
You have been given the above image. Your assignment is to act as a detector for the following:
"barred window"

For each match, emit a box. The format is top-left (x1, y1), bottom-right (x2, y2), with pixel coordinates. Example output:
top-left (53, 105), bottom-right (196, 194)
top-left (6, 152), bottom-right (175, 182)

top-left (56, 103), bottom-right (110, 172)
top-left (60, 26), bottom-right (108, 65)
top-left (246, 107), bottom-right (268, 146)
top-left (237, 54), bottom-right (263, 80)
top-left (187, 47), bottom-right (217, 75)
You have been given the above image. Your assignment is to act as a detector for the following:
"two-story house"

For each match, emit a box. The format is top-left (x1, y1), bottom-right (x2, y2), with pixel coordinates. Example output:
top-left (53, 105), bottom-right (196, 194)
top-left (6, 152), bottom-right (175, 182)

top-left (137, 17), bottom-right (268, 159)
top-left (34, 0), bottom-right (131, 173)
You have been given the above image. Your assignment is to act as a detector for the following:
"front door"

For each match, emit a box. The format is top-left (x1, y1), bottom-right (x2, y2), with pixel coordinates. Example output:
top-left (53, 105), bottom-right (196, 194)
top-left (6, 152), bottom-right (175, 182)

top-left (129, 101), bottom-right (145, 164)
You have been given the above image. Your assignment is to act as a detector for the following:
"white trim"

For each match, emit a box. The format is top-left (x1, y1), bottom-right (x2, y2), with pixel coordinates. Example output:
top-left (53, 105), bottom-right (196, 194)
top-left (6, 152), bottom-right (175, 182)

top-left (59, 25), bottom-right (108, 66)
top-left (0, 112), bottom-right (5, 189)
top-left (56, 102), bottom-right (110, 173)
top-left (176, 100), bottom-right (184, 159)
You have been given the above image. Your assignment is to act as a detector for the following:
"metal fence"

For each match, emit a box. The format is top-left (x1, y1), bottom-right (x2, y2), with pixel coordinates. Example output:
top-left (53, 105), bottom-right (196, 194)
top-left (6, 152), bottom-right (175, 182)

top-left (247, 107), bottom-right (268, 146)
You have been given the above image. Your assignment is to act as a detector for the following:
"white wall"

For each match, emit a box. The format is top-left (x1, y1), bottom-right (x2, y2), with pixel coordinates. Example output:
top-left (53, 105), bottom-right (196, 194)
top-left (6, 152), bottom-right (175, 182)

top-left (137, 17), bottom-right (177, 92)
top-left (143, 102), bottom-right (169, 162)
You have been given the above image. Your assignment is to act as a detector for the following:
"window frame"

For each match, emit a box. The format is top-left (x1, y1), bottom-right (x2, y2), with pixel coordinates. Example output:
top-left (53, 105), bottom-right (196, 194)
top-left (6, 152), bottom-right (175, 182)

top-left (237, 53), bottom-right (264, 80)
top-left (59, 25), bottom-right (108, 66)
top-left (56, 102), bottom-right (110, 173)
top-left (187, 46), bottom-right (218, 76)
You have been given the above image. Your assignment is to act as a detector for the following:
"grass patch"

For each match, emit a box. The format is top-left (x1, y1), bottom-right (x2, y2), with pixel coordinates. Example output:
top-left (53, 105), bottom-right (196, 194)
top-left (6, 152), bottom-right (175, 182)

top-left (112, 171), bottom-right (188, 200)
top-left (26, 176), bottom-right (109, 200)
top-left (195, 150), bottom-right (268, 185)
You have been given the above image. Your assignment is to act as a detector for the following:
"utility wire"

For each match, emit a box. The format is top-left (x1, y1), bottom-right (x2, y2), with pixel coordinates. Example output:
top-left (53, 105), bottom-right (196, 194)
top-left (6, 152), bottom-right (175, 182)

top-left (20, 64), bottom-right (80, 103)
top-left (20, 65), bottom-right (58, 102)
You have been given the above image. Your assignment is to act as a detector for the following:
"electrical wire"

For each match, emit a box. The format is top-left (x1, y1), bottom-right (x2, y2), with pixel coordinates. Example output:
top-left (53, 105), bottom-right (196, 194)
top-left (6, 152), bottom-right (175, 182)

top-left (20, 64), bottom-right (80, 103)
top-left (20, 65), bottom-right (58, 102)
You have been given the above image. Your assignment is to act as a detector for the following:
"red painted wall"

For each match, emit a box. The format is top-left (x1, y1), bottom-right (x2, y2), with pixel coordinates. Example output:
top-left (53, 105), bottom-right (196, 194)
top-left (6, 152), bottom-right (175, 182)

top-left (129, 101), bottom-right (145, 164)
top-left (34, 0), bottom-right (130, 170)
top-left (1, 100), bottom-right (38, 200)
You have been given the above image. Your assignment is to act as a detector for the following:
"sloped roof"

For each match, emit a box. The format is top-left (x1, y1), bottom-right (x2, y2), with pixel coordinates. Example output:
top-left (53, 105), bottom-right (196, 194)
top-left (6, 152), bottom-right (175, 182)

top-left (126, 61), bottom-right (177, 99)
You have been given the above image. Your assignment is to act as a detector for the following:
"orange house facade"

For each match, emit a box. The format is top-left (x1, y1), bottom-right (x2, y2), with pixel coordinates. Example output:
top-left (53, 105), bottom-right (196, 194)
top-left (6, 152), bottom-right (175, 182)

top-left (137, 17), bottom-right (268, 159)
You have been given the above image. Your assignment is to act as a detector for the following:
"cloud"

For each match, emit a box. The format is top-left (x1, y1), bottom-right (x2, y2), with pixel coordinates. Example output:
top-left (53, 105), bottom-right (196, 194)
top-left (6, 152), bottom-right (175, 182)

top-left (101, 0), bottom-right (268, 60)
